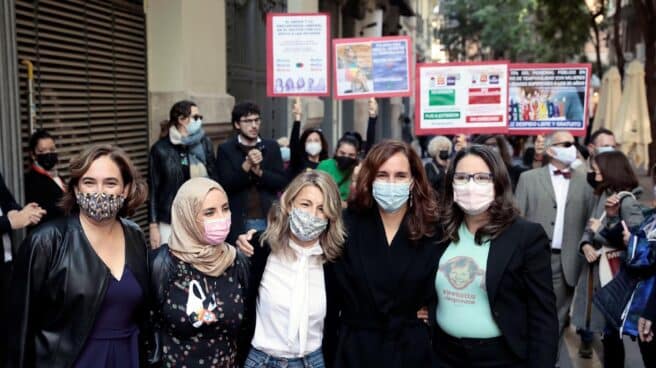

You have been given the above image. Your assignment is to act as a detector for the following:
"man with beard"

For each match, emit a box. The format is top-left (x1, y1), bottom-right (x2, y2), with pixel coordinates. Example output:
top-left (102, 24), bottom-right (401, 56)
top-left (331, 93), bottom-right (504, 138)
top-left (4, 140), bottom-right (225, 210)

top-left (216, 101), bottom-right (288, 243)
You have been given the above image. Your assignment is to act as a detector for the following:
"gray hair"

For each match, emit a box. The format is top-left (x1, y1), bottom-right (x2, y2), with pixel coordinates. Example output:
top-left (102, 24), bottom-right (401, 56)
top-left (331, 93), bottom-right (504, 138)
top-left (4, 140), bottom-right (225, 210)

top-left (427, 136), bottom-right (453, 158)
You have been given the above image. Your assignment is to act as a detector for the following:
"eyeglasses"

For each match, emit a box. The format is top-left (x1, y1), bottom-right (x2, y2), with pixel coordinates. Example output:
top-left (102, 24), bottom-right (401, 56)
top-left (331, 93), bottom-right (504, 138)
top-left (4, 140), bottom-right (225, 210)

top-left (453, 172), bottom-right (494, 185)
top-left (240, 117), bottom-right (261, 125)
top-left (552, 141), bottom-right (575, 148)
top-left (191, 114), bottom-right (203, 121)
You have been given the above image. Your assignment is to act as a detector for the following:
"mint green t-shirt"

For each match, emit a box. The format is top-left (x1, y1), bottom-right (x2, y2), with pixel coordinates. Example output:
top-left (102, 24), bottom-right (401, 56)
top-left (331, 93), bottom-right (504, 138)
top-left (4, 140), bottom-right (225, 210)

top-left (435, 223), bottom-right (502, 338)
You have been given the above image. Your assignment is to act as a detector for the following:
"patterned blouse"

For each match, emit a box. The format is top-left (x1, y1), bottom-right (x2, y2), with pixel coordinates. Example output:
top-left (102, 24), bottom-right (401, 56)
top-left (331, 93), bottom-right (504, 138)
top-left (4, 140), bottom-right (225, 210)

top-left (158, 257), bottom-right (246, 367)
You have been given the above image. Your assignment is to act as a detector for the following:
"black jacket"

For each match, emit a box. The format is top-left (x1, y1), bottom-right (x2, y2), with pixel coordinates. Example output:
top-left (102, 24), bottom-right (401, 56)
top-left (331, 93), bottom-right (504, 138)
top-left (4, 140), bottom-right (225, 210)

top-left (216, 135), bottom-right (287, 243)
top-left (242, 233), bottom-right (339, 366)
top-left (149, 244), bottom-right (250, 365)
top-left (6, 215), bottom-right (151, 368)
top-left (24, 169), bottom-right (64, 225)
top-left (424, 161), bottom-right (446, 196)
top-left (0, 172), bottom-right (21, 238)
top-left (148, 135), bottom-right (217, 224)
top-left (332, 209), bottom-right (441, 368)
top-left (429, 217), bottom-right (558, 368)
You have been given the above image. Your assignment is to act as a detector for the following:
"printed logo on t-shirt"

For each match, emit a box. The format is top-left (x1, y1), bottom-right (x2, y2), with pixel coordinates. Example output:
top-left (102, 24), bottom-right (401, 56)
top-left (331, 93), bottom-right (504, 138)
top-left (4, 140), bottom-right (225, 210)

top-left (438, 256), bottom-right (487, 305)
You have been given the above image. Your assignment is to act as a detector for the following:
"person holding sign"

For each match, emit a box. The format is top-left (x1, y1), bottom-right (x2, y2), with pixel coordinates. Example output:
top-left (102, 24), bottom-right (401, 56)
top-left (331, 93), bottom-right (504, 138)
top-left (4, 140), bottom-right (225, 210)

top-left (317, 98), bottom-right (378, 205)
top-left (288, 98), bottom-right (329, 179)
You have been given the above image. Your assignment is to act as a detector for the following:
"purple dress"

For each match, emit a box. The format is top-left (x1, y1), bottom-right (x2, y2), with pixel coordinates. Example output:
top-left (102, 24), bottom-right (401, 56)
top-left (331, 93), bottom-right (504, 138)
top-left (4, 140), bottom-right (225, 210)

top-left (74, 267), bottom-right (143, 368)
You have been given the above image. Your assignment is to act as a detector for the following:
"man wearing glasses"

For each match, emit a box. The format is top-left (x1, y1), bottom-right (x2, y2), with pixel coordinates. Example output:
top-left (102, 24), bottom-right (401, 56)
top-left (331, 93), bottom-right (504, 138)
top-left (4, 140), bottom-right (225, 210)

top-left (216, 101), bottom-right (287, 243)
top-left (515, 130), bottom-right (595, 366)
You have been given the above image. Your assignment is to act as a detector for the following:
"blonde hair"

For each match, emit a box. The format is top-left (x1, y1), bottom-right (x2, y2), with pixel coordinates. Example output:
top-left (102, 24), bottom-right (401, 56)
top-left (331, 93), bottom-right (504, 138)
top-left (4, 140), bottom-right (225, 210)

top-left (277, 136), bottom-right (289, 147)
top-left (427, 136), bottom-right (452, 158)
top-left (260, 170), bottom-right (345, 262)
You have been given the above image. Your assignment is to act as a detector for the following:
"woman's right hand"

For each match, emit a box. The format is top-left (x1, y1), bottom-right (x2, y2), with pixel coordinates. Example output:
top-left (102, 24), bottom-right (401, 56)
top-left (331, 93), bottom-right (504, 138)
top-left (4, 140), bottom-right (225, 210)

top-left (582, 243), bottom-right (600, 263)
top-left (236, 229), bottom-right (257, 257)
top-left (292, 97), bottom-right (302, 122)
top-left (149, 223), bottom-right (161, 249)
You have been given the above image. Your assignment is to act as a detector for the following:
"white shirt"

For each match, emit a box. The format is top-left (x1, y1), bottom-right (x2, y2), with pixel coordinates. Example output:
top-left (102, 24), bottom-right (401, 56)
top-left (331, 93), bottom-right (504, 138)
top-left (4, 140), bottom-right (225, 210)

top-left (549, 164), bottom-right (571, 250)
top-left (251, 240), bottom-right (326, 358)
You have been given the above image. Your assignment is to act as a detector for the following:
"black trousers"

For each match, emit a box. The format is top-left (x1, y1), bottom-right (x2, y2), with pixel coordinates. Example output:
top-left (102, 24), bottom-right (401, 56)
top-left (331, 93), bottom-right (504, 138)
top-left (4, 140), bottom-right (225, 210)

top-left (435, 327), bottom-right (524, 368)
top-left (0, 261), bottom-right (12, 368)
top-left (604, 328), bottom-right (656, 368)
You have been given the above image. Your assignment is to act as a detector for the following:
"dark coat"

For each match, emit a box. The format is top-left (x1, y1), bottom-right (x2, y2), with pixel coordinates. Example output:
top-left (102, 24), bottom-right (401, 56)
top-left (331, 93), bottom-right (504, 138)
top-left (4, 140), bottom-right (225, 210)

top-left (6, 215), bottom-right (151, 368)
top-left (24, 169), bottom-right (64, 225)
top-left (148, 244), bottom-right (250, 366)
top-left (148, 135), bottom-right (217, 224)
top-left (242, 233), bottom-right (339, 366)
top-left (429, 217), bottom-right (558, 368)
top-left (0, 172), bottom-right (21, 239)
top-left (215, 135), bottom-right (287, 243)
top-left (332, 209), bottom-right (442, 368)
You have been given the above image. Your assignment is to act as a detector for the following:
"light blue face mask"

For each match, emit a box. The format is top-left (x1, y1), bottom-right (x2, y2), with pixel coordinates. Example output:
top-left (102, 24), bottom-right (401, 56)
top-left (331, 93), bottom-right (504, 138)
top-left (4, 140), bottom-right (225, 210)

top-left (280, 146), bottom-right (291, 162)
top-left (372, 180), bottom-right (411, 213)
top-left (596, 146), bottom-right (615, 154)
top-left (187, 118), bottom-right (203, 135)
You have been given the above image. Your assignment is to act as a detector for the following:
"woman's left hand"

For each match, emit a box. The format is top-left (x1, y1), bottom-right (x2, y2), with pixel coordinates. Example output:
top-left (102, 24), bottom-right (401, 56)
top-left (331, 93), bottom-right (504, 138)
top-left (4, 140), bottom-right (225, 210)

top-left (605, 194), bottom-right (621, 217)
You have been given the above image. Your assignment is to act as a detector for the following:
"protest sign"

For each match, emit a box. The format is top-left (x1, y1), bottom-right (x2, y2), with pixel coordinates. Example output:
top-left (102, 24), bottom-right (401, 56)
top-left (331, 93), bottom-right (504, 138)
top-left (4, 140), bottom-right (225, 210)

top-left (266, 13), bottom-right (330, 97)
top-left (333, 36), bottom-right (412, 99)
top-left (415, 61), bottom-right (509, 135)
top-left (507, 63), bottom-right (591, 136)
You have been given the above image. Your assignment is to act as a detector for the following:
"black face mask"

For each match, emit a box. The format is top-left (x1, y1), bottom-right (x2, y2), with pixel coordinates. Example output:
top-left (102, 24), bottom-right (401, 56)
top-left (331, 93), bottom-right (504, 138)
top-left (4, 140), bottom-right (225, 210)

top-left (438, 150), bottom-right (450, 161)
top-left (335, 156), bottom-right (357, 171)
top-left (36, 152), bottom-right (58, 171)
top-left (586, 171), bottom-right (599, 189)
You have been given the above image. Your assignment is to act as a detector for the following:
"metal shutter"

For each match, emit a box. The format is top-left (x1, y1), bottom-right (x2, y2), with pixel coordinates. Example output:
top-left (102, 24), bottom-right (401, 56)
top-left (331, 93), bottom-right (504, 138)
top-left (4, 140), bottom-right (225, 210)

top-left (16, 0), bottom-right (149, 228)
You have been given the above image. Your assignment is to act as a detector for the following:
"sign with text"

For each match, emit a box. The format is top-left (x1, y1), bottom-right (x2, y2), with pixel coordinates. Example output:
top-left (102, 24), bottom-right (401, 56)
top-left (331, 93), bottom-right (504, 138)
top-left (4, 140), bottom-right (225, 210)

top-left (507, 63), bottom-right (591, 136)
top-left (266, 13), bottom-right (330, 97)
top-left (415, 61), bottom-right (509, 135)
top-left (333, 36), bottom-right (412, 99)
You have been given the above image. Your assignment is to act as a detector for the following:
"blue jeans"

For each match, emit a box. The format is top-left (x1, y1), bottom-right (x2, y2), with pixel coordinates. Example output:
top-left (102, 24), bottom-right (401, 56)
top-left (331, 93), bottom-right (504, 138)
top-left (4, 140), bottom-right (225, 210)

top-left (244, 347), bottom-right (325, 368)
top-left (245, 218), bottom-right (267, 232)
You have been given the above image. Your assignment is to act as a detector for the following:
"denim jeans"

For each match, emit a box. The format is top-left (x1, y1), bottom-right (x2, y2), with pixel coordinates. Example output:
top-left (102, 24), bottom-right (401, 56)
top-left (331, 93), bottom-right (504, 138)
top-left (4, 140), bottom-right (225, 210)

top-left (245, 218), bottom-right (267, 232)
top-left (244, 347), bottom-right (325, 368)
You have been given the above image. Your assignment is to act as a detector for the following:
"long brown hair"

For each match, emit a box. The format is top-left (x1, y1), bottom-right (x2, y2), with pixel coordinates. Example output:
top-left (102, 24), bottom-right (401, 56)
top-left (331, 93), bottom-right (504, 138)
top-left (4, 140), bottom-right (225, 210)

top-left (349, 140), bottom-right (438, 240)
top-left (60, 144), bottom-right (147, 217)
top-left (441, 145), bottom-right (519, 245)
top-left (595, 151), bottom-right (639, 195)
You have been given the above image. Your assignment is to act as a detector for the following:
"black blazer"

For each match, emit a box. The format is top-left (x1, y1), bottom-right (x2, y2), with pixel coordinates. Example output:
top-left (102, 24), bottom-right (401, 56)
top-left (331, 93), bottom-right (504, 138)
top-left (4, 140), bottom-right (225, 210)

top-left (6, 215), bottom-right (151, 368)
top-left (241, 233), bottom-right (339, 366)
top-left (148, 135), bottom-right (217, 224)
top-left (429, 217), bottom-right (558, 368)
top-left (215, 135), bottom-right (287, 243)
top-left (24, 169), bottom-right (64, 225)
top-left (332, 209), bottom-right (442, 368)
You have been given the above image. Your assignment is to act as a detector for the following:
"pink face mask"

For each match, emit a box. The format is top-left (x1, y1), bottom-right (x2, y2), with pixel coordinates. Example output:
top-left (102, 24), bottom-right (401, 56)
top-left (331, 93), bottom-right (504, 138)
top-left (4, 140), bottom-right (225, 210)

top-left (203, 217), bottom-right (231, 245)
top-left (453, 182), bottom-right (495, 215)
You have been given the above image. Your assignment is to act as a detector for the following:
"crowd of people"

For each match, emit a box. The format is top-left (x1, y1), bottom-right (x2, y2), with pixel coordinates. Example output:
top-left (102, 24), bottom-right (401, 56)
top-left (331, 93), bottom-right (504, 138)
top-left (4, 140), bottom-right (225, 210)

top-left (1, 97), bottom-right (655, 368)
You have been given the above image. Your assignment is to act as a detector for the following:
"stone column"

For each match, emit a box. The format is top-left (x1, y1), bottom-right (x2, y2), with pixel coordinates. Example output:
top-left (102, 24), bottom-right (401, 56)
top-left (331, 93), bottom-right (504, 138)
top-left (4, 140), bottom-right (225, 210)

top-left (146, 0), bottom-right (235, 146)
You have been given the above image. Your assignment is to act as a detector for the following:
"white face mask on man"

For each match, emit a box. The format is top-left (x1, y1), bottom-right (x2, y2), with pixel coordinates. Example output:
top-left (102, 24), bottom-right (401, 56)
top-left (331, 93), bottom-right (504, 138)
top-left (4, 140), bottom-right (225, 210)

top-left (550, 145), bottom-right (577, 166)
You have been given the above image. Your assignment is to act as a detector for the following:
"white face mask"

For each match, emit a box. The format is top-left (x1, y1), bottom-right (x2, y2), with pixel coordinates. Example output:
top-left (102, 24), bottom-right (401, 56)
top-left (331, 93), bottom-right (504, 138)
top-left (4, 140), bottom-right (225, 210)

top-left (305, 142), bottom-right (322, 156)
top-left (570, 159), bottom-right (583, 170)
top-left (453, 182), bottom-right (495, 215)
top-left (550, 145), bottom-right (577, 165)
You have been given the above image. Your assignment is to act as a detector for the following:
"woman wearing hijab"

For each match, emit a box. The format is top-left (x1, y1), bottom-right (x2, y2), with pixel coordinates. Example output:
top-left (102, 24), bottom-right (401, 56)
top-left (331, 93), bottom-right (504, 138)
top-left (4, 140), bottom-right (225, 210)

top-left (149, 177), bottom-right (249, 367)
top-left (148, 100), bottom-right (218, 248)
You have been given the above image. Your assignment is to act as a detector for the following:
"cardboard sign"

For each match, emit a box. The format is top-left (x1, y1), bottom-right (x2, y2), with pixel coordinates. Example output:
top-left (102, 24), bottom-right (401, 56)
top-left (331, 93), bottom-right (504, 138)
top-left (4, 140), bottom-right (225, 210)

top-left (415, 61), bottom-right (509, 135)
top-left (333, 36), bottom-right (412, 99)
top-left (266, 13), bottom-right (330, 97)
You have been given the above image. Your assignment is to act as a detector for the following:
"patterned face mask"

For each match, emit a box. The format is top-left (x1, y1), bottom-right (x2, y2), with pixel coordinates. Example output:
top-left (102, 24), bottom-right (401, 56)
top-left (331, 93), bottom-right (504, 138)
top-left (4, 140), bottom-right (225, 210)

top-left (76, 192), bottom-right (125, 222)
top-left (289, 207), bottom-right (328, 242)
